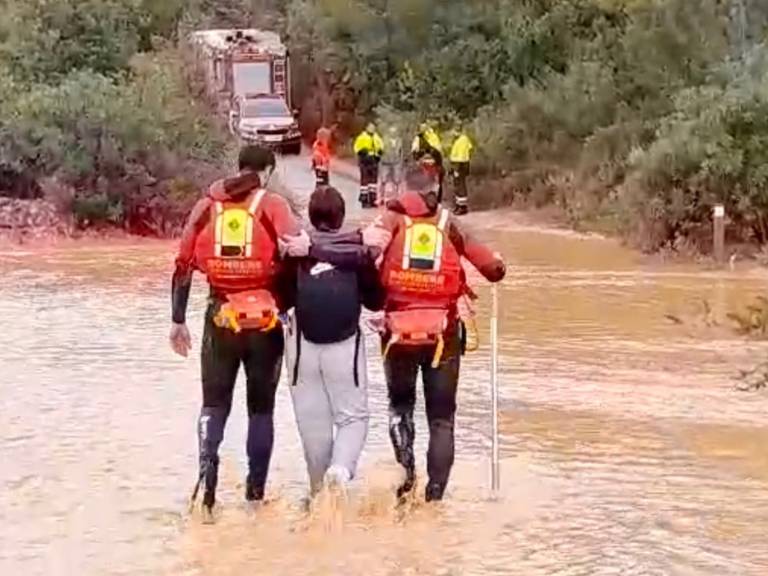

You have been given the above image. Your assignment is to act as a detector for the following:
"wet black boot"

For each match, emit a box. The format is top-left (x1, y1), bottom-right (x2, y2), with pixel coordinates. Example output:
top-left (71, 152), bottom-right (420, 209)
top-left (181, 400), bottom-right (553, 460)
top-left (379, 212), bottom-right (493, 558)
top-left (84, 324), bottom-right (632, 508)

top-left (245, 479), bottom-right (265, 502)
top-left (192, 407), bottom-right (227, 519)
top-left (245, 413), bottom-right (274, 502)
top-left (389, 410), bottom-right (416, 499)
top-left (200, 455), bottom-right (219, 510)
top-left (425, 482), bottom-right (446, 502)
top-left (426, 417), bottom-right (455, 503)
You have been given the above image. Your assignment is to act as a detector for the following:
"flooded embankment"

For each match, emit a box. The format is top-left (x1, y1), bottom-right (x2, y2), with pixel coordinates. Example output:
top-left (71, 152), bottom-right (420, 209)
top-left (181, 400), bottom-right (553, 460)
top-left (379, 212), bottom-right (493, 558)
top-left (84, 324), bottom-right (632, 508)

top-left (1, 155), bottom-right (767, 575)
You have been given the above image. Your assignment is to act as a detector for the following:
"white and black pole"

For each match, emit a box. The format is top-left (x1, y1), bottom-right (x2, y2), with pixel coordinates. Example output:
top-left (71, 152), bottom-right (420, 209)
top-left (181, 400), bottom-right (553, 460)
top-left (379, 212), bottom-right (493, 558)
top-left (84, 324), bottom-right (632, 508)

top-left (490, 283), bottom-right (500, 493)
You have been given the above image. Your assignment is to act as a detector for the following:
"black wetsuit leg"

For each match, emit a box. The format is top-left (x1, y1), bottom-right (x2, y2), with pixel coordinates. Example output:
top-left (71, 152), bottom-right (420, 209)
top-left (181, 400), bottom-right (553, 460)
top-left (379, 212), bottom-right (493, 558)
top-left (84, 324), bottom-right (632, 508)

top-left (420, 330), bottom-right (461, 501)
top-left (241, 325), bottom-right (285, 497)
top-left (384, 344), bottom-right (419, 496)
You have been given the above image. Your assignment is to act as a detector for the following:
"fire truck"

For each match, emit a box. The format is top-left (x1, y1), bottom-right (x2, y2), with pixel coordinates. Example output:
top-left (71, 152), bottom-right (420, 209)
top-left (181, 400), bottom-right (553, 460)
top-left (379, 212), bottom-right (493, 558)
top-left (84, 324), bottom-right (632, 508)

top-left (190, 29), bottom-right (301, 153)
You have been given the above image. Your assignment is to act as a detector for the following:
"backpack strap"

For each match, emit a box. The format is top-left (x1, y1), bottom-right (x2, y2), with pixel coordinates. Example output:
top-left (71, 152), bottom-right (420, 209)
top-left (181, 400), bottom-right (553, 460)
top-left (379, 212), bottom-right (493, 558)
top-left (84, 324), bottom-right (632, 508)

top-left (433, 208), bottom-right (449, 271)
top-left (245, 189), bottom-right (266, 258)
top-left (248, 189), bottom-right (267, 215)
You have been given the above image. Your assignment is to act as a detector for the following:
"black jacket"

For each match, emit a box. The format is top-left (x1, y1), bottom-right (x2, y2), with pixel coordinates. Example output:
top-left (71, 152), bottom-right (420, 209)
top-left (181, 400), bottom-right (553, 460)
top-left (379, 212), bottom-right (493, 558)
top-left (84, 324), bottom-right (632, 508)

top-left (292, 230), bottom-right (384, 344)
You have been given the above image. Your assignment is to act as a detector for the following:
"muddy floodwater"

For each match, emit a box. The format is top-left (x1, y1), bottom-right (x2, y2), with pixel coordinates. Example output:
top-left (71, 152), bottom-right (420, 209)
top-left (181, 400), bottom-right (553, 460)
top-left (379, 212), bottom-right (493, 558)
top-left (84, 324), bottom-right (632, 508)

top-left (2, 156), bottom-right (768, 575)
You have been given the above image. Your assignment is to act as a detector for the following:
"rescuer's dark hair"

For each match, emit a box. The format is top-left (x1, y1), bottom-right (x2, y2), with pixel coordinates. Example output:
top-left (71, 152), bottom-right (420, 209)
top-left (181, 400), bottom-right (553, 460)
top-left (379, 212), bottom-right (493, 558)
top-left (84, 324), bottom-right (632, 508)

top-left (309, 186), bottom-right (346, 231)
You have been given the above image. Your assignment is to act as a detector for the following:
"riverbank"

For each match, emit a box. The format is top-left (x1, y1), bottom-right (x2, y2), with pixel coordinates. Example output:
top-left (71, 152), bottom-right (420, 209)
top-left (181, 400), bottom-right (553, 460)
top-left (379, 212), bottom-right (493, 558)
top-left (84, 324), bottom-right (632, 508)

top-left (3, 215), bottom-right (768, 576)
top-left (2, 151), bottom-right (766, 271)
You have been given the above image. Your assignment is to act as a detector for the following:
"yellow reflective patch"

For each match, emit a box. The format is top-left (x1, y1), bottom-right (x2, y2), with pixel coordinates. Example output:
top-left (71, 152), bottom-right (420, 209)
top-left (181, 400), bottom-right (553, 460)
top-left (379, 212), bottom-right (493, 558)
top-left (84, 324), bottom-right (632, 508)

top-left (408, 223), bottom-right (438, 260)
top-left (219, 208), bottom-right (249, 248)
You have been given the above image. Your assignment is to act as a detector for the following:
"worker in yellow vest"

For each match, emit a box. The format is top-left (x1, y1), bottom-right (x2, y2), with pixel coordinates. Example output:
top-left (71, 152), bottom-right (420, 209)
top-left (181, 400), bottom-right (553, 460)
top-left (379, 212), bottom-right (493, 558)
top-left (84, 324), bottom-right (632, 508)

top-left (354, 123), bottom-right (384, 208)
top-left (449, 126), bottom-right (474, 215)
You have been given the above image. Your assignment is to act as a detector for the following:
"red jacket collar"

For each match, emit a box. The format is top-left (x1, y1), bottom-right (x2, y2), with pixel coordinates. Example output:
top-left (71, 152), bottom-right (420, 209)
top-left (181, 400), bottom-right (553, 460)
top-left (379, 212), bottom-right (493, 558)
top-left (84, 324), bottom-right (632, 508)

top-left (209, 172), bottom-right (262, 202)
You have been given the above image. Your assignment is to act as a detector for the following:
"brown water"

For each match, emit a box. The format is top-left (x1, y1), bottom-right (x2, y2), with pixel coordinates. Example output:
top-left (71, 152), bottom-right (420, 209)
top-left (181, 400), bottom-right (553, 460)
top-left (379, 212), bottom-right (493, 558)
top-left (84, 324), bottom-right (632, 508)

top-left (2, 158), bottom-right (768, 575)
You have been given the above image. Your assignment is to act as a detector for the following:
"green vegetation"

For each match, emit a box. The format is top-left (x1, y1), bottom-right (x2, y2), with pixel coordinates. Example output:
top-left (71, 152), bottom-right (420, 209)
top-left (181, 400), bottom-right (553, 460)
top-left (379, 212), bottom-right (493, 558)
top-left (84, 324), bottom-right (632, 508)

top-left (279, 0), bottom-right (768, 251)
top-left (1, 0), bottom-right (768, 246)
top-left (0, 0), bottom-right (229, 231)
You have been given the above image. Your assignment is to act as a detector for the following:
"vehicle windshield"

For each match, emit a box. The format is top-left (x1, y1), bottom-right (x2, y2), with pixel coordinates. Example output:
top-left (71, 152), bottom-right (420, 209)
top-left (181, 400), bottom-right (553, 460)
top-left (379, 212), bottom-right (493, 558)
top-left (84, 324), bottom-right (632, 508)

top-left (241, 99), bottom-right (290, 118)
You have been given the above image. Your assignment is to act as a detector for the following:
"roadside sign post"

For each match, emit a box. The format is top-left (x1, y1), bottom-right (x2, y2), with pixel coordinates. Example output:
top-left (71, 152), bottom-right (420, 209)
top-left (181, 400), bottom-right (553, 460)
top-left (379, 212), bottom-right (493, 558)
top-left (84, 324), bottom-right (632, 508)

top-left (490, 283), bottom-right (500, 493)
top-left (713, 204), bottom-right (725, 265)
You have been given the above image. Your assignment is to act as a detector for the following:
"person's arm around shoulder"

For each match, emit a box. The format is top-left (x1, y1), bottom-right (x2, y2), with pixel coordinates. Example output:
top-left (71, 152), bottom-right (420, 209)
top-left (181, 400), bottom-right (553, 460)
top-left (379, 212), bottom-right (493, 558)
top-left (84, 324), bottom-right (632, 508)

top-left (359, 251), bottom-right (386, 311)
top-left (447, 214), bottom-right (506, 282)
top-left (362, 210), bottom-right (398, 251)
top-left (307, 231), bottom-right (369, 270)
top-left (169, 197), bottom-right (211, 357)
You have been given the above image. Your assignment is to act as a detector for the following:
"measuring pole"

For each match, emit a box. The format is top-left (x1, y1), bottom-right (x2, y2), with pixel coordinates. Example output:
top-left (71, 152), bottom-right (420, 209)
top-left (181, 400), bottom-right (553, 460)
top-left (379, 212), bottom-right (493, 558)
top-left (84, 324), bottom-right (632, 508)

top-left (490, 283), bottom-right (500, 493)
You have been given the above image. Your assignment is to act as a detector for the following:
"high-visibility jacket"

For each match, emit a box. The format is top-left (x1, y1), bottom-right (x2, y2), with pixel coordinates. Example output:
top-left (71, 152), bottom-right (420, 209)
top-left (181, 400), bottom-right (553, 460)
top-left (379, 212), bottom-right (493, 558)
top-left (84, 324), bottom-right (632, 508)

top-left (375, 191), bottom-right (506, 312)
top-left (193, 187), bottom-right (280, 293)
top-left (449, 134), bottom-right (473, 164)
top-left (380, 207), bottom-right (463, 310)
top-left (354, 131), bottom-right (384, 157)
top-left (411, 129), bottom-right (442, 155)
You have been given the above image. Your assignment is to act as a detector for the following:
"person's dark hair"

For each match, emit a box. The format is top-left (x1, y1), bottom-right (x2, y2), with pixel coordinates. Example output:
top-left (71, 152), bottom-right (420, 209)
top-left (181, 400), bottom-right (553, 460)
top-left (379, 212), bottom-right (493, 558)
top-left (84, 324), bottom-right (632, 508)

top-left (309, 186), bottom-right (345, 231)
top-left (403, 164), bottom-right (437, 193)
top-left (238, 145), bottom-right (276, 172)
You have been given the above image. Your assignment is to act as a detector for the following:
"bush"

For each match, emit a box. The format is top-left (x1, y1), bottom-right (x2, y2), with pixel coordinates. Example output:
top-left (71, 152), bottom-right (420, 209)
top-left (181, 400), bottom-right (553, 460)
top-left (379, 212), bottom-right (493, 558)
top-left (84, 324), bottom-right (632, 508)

top-left (279, 0), bottom-right (768, 250)
top-left (0, 49), bottom-right (229, 229)
top-left (626, 47), bottom-right (768, 248)
top-left (0, 0), bottom-right (232, 233)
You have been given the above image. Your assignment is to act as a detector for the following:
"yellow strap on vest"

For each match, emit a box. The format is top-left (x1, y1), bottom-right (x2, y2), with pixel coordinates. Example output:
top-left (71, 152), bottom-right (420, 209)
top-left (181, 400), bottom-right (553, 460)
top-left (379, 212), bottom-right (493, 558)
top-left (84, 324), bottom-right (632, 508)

top-left (382, 332), bottom-right (444, 368)
top-left (214, 307), bottom-right (242, 334)
top-left (431, 334), bottom-right (445, 368)
top-left (260, 313), bottom-right (279, 333)
top-left (213, 305), bottom-right (279, 334)
top-left (382, 334), bottom-right (400, 361)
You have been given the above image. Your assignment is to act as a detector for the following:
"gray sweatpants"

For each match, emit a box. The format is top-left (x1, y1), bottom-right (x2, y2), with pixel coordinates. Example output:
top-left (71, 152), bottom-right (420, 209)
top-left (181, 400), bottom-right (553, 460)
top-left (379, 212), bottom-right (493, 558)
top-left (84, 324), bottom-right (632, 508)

top-left (286, 329), bottom-right (369, 493)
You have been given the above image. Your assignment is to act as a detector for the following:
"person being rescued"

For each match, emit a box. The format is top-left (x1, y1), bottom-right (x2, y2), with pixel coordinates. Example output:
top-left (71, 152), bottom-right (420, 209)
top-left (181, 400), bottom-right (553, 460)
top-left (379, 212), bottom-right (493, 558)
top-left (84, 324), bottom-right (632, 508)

top-left (282, 186), bottom-right (387, 498)
top-left (169, 145), bottom-right (304, 520)
top-left (362, 165), bottom-right (506, 503)
top-left (312, 127), bottom-right (332, 189)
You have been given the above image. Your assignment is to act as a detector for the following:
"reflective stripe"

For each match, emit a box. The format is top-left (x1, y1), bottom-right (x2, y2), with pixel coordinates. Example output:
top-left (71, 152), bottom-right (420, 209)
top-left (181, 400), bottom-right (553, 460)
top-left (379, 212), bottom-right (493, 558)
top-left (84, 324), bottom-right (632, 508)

top-left (244, 189), bottom-right (265, 258)
top-left (214, 202), bottom-right (224, 257)
top-left (433, 209), bottom-right (450, 270)
top-left (434, 209), bottom-right (449, 271)
top-left (402, 216), bottom-right (413, 269)
top-left (248, 189), bottom-right (266, 215)
top-left (245, 214), bottom-right (254, 257)
top-left (437, 208), bottom-right (449, 231)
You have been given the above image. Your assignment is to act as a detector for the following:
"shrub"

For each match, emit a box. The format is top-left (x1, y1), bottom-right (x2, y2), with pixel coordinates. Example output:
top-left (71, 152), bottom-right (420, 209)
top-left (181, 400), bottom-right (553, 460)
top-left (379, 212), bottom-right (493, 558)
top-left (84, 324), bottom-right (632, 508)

top-left (626, 47), bottom-right (768, 248)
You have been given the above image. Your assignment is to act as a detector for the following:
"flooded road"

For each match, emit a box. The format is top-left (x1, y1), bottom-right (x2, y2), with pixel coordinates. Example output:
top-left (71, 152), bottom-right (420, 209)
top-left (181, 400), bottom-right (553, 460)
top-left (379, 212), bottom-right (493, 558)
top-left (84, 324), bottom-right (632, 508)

top-left (2, 155), bottom-right (767, 575)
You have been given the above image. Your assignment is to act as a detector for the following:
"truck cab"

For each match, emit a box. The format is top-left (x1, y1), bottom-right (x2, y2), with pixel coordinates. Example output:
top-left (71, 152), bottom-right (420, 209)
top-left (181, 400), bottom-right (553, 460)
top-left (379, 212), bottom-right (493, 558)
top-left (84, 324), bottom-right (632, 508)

top-left (229, 93), bottom-right (302, 155)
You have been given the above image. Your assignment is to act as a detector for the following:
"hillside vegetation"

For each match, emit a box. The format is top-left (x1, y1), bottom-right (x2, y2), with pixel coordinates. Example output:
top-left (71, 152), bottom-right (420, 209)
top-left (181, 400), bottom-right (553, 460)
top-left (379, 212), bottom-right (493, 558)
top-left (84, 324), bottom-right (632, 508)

top-left (1, 0), bottom-right (767, 248)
